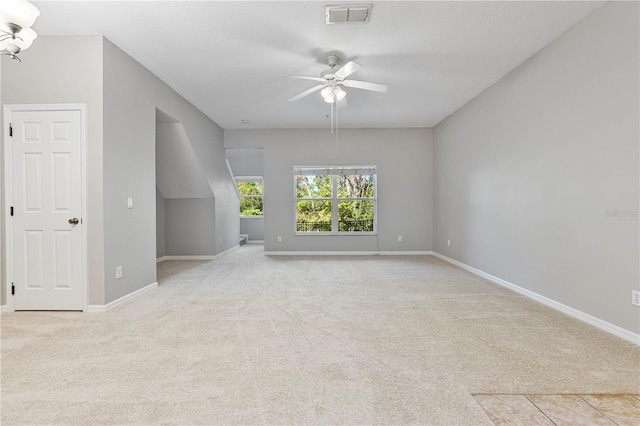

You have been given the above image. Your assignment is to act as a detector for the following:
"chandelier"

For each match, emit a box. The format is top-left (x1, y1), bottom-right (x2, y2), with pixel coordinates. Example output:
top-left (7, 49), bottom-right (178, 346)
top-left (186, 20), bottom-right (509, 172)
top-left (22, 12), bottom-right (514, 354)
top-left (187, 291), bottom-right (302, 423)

top-left (0, 0), bottom-right (40, 62)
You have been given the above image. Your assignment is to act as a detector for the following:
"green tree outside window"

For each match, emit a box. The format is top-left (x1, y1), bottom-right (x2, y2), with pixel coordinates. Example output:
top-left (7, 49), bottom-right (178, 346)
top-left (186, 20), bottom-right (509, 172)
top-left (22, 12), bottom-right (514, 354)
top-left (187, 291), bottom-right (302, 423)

top-left (238, 180), bottom-right (263, 216)
top-left (295, 168), bottom-right (375, 233)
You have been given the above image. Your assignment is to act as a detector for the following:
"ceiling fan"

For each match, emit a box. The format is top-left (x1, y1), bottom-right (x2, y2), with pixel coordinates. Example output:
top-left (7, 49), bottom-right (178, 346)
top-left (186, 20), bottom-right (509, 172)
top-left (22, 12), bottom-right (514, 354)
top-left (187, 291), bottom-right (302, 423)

top-left (287, 55), bottom-right (389, 104)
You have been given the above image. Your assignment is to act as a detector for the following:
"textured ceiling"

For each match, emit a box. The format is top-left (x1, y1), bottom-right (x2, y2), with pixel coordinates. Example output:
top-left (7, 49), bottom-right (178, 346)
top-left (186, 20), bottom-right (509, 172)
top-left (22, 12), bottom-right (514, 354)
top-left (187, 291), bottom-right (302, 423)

top-left (31, 1), bottom-right (604, 129)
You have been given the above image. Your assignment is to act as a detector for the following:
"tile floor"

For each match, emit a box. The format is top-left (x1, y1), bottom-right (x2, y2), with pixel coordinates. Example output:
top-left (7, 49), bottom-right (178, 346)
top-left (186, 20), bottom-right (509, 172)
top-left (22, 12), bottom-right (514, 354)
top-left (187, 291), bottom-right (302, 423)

top-left (474, 394), bottom-right (640, 425)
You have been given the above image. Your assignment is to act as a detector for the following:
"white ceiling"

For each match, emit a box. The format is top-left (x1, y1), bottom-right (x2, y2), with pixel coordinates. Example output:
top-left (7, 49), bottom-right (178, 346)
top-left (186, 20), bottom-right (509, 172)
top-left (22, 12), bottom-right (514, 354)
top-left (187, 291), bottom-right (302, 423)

top-left (31, 1), bottom-right (604, 129)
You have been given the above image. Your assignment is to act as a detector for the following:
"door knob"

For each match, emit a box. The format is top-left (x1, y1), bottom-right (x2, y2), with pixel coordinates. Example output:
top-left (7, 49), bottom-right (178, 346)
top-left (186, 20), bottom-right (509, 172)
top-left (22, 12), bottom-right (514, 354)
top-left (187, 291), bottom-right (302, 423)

top-left (69, 218), bottom-right (79, 225)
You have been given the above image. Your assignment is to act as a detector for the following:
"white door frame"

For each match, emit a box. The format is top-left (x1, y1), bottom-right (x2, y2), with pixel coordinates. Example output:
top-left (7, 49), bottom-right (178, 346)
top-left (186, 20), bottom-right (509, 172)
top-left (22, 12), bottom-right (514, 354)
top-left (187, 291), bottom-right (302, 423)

top-left (3, 104), bottom-right (88, 312)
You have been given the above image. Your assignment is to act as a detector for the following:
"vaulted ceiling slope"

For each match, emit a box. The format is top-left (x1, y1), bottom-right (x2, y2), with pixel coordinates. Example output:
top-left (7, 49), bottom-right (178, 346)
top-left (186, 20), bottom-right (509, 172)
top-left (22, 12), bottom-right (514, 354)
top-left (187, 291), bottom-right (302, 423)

top-left (32, 1), bottom-right (604, 129)
top-left (156, 120), bottom-right (213, 199)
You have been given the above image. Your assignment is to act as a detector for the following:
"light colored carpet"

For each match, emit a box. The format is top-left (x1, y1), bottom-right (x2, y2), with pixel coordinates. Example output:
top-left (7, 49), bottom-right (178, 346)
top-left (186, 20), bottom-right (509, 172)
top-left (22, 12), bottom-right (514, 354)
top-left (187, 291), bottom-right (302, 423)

top-left (2, 244), bottom-right (639, 425)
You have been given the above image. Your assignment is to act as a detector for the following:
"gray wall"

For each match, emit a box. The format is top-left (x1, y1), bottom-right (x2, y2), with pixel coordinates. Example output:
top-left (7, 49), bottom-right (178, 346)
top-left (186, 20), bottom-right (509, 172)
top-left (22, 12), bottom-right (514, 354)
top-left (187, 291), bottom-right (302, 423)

top-left (433, 1), bottom-right (639, 334)
top-left (1, 35), bottom-right (238, 306)
top-left (1, 36), bottom-right (106, 305)
top-left (165, 198), bottom-right (216, 256)
top-left (103, 38), bottom-right (238, 303)
top-left (0, 52), bottom-right (2, 305)
top-left (156, 121), bottom-right (213, 199)
top-left (226, 148), bottom-right (264, 176)
top-left (156, 188), bottom-right (166, 258)
top-left (225, 128), bottom-right (434, 252)
top-left (240, 217), bottom-right (265, 241)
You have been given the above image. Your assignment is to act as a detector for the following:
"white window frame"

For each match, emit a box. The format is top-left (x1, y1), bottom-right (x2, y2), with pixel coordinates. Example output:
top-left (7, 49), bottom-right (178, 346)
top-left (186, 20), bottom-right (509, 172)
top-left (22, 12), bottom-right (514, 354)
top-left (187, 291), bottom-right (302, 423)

top-left (236, 176), bottom-right (264, 218)
top-left (294, 165), bottom-right (377, 235)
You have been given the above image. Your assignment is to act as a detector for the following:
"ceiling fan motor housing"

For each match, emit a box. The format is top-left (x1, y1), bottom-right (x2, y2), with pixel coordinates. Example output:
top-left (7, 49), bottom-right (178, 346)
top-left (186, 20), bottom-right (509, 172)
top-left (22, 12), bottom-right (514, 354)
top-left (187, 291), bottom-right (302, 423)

top-left (326, 54), bottom-right (340, 68)
top-left (321, 55), bottom-right (342, 81)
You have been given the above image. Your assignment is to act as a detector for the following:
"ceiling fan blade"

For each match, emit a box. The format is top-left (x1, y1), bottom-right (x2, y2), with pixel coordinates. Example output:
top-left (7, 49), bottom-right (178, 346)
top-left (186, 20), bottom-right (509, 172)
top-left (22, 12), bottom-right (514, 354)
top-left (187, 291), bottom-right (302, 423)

top-left (288, 84), bottom-right (325, 102)
top-left (334, 61), bottom-right (363, 79)
top-left (342, 79), bottom-right (389, 93)
top-left (285, 75), bottom-right (325, 83)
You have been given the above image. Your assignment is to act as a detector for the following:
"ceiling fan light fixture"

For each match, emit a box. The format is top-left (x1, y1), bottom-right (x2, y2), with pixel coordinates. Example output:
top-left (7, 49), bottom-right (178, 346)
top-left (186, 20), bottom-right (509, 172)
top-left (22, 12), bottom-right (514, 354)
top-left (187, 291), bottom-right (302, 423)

top-left (321, 86), bottom-right (346, 103)
top-left (320, 86), bottom-right (332, 99)
top-left (323, 94), bottom-right (335, 104)
top-left (321, 86), bottom-right (335, 103)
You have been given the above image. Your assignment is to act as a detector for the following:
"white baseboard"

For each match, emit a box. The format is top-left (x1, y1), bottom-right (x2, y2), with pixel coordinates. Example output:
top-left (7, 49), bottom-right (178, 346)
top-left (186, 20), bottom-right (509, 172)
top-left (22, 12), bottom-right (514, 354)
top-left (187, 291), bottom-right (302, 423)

top-left (265, 250), bottom-right (433, 256)
top-left (0, 304), bottom-right (8, 313)
top-left (431, 252), bottom-right (640, 346)
top-left (247, 240), bottom-right (264, 244)
top-left (379, 251), bottom-right (434, 255)
top-left (216, 244), bottom-right (240, 258)
top-left (157, 255), bottom-right (215, 262)
top-left (157, 246), bottom-right (240, 263)
top-left (86, 281), bottom-right (158, 313)
top-left (265, 250), bottom-right (379, 256)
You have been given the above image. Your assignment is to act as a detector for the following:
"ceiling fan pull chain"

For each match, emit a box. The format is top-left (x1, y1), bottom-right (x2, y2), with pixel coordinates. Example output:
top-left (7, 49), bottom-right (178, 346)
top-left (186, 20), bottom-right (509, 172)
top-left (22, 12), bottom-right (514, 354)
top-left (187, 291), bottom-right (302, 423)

top-left (336, 98), bottom-right (339, 137)
top-left (331, 100), bottom-right (335, 134)
top-left (335, 98), bottom-right (340, 152)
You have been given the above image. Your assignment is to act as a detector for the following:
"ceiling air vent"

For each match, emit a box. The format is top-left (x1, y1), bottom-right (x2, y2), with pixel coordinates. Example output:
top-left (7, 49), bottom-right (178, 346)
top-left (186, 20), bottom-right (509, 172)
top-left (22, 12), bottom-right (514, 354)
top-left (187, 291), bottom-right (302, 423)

top-left (325, 4), bottom-right (372, 24)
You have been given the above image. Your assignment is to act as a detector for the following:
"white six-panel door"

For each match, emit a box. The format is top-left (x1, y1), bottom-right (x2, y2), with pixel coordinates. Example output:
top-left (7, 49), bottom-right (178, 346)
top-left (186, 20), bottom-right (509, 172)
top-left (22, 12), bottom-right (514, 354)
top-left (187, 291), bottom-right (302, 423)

top-left (11, 109), bottom-right (83, 310)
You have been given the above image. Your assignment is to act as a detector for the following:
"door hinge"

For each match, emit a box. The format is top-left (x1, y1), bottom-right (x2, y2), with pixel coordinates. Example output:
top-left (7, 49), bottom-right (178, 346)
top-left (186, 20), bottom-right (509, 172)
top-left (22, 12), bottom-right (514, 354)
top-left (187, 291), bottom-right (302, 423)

top-left (9, 123), bottom-right (12, 137)
top-left (11, 283), bottom-right (15, 295)
top-left (10, 206), bottom-right (14, 216)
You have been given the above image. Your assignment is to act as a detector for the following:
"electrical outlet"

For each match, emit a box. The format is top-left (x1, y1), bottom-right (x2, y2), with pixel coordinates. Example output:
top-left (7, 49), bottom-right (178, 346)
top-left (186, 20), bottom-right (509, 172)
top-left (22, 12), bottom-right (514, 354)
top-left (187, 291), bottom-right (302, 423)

top-left (127, 197), bottom-right (133, 209)
top-left (447, 239), bottom-right (451, 246)
top-left (632, 290), bottom-right (640, 307)
top-left (277, 236), bottom-right (282, 242)
top-left (398, 235), bottom-right (402, 242)
top-left (116, 265), bottom-right (122, 279)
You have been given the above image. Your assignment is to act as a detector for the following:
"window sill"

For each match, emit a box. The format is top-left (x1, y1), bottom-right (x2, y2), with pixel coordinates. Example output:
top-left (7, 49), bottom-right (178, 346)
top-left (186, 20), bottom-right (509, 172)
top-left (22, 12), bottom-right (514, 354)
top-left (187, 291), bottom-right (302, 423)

top-left (240, 216), bottom-right (264, 219)
top-left (294, 232), bottom-right (377, 236)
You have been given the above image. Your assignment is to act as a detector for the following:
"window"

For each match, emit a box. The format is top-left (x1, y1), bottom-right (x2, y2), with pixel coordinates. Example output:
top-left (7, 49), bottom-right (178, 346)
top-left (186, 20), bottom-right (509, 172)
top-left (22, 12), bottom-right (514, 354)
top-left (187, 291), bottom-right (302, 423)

top-left (236, 177), bottom-right (263, 217)
top-left (295, 166), bottom-right (376, 234)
